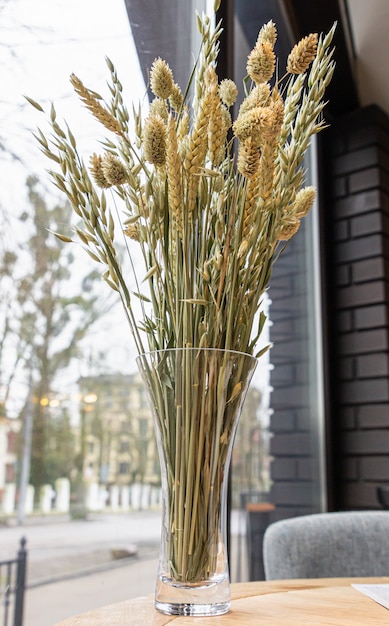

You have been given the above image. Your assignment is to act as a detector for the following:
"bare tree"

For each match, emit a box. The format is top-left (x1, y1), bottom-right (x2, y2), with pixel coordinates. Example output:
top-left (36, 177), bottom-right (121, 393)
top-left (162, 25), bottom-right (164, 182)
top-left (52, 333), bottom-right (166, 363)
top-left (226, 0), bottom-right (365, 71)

top-left (0, 176), bottom-right (114, 490)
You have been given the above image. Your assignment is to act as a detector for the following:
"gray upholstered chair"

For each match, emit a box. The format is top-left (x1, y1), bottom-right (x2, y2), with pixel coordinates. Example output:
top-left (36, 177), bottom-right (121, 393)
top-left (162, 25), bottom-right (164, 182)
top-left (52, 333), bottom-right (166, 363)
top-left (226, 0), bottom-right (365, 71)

top-left (263, 511), bottom-right (389, 580)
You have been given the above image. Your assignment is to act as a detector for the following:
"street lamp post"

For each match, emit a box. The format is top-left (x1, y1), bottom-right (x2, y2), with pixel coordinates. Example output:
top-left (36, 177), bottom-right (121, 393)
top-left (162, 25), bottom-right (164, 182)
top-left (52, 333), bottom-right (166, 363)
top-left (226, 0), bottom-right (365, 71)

top-left (17, 374), bottom-right (33, 525)
top-left (73, 392), bottom-right (97, 517)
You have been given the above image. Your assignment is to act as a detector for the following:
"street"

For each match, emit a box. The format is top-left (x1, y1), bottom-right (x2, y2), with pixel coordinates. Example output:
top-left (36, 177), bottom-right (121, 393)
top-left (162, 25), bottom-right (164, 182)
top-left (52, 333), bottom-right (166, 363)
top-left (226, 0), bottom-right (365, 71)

top-left (25, 556), bottom-right (159, 625)
top-left (0, 512), bottom-right (161, 626)
top-left (0, 510), bottom-right (248, 625)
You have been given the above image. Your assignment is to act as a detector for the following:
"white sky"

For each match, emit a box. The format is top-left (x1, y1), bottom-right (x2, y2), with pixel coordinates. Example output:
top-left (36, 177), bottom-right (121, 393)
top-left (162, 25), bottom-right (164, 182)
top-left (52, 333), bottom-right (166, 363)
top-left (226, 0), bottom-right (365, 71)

top-left (2, 0), bottom-right (145, 193)
top-left (1, 0), bottom-right (148, 412)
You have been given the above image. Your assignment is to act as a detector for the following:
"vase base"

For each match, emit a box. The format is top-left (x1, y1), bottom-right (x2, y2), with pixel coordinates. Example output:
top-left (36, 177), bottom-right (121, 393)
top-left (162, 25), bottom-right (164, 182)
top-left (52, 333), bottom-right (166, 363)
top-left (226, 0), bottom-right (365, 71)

top-left (155, 574), bottom-right (230, 616)
top-left (155, 600), bottom-right (230, 616)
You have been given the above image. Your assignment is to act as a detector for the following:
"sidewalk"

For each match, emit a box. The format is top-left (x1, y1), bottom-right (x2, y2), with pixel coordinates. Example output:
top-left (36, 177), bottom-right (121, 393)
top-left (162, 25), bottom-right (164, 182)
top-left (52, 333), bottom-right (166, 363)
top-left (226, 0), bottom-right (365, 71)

top-left (0, 510), bottom-right (248, 625)
top-left (0, 511), bottom-right (161, 625)
top-left (25, 554), bottom-right (159, 626)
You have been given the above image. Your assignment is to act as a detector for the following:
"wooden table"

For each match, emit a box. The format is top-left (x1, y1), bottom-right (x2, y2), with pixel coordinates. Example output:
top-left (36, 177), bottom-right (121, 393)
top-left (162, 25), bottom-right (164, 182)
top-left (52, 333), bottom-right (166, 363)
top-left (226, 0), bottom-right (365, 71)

top-left (54, 577), bottom-right (389, 625)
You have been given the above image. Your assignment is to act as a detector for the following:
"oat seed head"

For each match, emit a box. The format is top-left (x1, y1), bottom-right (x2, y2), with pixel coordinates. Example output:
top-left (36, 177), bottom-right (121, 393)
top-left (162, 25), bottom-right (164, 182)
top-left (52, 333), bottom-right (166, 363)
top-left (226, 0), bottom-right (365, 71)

top-left (269, 94), bottom-right (285, 138)
top-left (70, 74), bottom-right (122, 134)
top-left (123, 224), bottom-right (140, 241)
top-left (166, 115), bottom-right (183, 238)
top-left (178, 110), bottom-right (189, 140)
top-left (237, 137), bottom-right (260, 178)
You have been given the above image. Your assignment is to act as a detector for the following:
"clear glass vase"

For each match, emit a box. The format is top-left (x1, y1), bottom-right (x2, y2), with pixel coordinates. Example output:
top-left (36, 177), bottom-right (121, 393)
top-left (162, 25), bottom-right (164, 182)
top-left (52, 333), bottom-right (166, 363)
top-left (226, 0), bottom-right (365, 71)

top-left (136, 347), bottom-right (258, 616)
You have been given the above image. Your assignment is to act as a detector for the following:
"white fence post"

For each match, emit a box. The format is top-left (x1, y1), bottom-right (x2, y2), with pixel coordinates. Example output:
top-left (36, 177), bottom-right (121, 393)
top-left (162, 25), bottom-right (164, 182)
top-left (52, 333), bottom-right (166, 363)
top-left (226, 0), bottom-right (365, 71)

top-left (55, 478), bottom-right (70, 512)
top-left (25, 485), bottom-right (35, 514)
top-left (85, 482), bottom-right (100, 511)
top-left (2, 483), bottom-right (16, 515)
top-left (120, 485), bottom-right (130, 510)
top-left (109, 485), bottom-right (119, 510)
top-left (40, 484), bottom-right (53, 513)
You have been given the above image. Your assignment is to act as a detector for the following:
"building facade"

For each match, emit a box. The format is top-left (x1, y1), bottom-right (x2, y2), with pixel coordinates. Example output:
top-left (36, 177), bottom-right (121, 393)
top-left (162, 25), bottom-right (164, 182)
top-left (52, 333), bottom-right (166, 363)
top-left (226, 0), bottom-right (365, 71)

top-left (78, 373), bottom-right (160, 489)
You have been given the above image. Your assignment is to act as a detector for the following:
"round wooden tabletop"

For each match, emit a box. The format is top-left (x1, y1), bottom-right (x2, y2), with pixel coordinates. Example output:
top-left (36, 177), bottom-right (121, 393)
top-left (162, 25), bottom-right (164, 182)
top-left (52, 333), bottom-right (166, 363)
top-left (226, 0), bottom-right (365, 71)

top-left (54, 577), bottom-right (389, 625)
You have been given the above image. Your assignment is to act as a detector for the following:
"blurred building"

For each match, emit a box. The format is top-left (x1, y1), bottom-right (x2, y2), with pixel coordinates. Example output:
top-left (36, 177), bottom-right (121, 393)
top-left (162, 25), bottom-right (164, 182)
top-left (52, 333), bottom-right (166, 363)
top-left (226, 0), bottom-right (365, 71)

top-left (77, 373), bottom-right (160, 488)
top-left (0, 416), bottom-right (19, 492)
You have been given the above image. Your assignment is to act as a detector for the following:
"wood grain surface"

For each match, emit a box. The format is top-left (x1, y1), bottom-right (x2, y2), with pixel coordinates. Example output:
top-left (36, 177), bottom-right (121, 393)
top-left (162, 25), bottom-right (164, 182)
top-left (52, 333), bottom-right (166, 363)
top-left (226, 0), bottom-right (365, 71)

top-left (54, 577), bottom-right (389, 625)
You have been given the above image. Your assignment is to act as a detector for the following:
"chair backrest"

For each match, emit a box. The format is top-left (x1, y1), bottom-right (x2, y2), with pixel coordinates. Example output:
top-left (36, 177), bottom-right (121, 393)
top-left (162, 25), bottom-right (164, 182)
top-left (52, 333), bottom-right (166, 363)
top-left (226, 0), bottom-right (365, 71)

top-left (263, 511), bottom-right (389, 580)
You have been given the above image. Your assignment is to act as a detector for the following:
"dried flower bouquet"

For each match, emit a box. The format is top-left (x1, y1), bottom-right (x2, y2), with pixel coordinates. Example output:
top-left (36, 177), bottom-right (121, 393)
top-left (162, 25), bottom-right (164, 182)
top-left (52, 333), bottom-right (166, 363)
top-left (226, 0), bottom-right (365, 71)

top-left (29, 12), bottom-right (335, 361)
top-left (28, 5), bottom-right (335, 594)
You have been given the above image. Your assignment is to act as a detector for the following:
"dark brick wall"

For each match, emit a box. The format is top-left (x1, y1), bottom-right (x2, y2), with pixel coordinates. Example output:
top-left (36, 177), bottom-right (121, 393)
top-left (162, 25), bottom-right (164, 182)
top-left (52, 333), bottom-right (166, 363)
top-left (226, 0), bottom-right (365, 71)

top-left (267, 220), bottom-right (323, 521)
top-left (268, 104), bottom-right (389, 519)
top-left (323, 104), bottom-right (389, 510)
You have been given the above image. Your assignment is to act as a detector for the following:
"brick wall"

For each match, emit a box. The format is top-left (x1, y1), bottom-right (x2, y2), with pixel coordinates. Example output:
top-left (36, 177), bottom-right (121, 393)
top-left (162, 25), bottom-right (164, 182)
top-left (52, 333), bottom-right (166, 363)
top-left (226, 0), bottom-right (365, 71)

top-left (268, 104), bottom-right (389, 517)
top-left (267, 220), bottom-right (323, 521)
top-left (323, 104), bottom-right (389, 510)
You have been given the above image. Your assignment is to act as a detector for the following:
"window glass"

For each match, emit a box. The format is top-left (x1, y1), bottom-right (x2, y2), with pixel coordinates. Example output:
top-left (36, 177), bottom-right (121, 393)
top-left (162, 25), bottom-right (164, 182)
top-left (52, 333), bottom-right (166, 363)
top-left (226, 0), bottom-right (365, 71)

top-left (1, 1), bottom-right (160, 624)
top-left (1, 1), bottom-right (326, 622)
top-left (229, 2), bottom-right (327, 583)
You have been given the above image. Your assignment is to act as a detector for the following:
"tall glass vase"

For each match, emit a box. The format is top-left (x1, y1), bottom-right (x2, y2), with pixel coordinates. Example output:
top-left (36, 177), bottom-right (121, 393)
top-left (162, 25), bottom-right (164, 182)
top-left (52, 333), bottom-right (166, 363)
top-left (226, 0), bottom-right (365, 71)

top-left (136, 347), bottom-right (258, 616)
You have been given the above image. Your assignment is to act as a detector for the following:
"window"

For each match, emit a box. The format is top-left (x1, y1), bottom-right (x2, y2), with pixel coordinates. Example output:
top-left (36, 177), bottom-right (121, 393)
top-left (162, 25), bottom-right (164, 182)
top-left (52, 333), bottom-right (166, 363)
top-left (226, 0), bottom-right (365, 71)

top-left (138, 418), bottom-right (148, 437)
top-left (119, 462), bottom-right (130, 475)
top-left (5, 463), bottom-right (15, 483)
top-left (7, 431), bottom-right (17, 454)
top-left (2, 0), bottom-right (330, 622)
top-left (119, 440), bottom-right (130, 453)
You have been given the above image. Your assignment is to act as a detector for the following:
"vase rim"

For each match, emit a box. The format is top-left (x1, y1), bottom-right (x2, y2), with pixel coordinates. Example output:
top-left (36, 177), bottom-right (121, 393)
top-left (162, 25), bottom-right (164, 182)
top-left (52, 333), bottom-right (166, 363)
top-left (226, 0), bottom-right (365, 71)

top-left (136, 346), bottom-right (258, 362)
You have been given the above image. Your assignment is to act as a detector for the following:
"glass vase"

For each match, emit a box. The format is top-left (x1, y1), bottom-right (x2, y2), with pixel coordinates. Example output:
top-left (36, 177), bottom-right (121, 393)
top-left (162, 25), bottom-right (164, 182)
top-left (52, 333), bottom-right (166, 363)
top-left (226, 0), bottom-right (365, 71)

top-left (136, 347), bottom-right (258, 616)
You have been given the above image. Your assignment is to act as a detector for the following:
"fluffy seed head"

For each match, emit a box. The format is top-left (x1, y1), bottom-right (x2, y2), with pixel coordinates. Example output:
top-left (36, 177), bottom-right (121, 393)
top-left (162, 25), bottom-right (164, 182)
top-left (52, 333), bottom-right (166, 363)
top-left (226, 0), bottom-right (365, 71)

top-left (143, 114), bottom-right (167, 166)
top-left (233, 110), bottom-right (259, 143)
top-left (294, 186), bottom-right (316, 217)
top-left (150, 57), bottom-right (174, 99)
top-left (238, 83), bottom-right (271, 116)
top-left (221, 105), bottom-right (232, 131)
top-left (277, 214), bottom-right (300, 241)
top-left (247, 41), bottom-right (275, 84)
top-left (287, 33), bottom-right (318, 74)
top-left (219, 79), bottom-right (238, 107)
top-left (90, 153), bottom-right (110, 188)
top-left (149, 97), bottom-right (169, 121)
top-left (102, 153), bottom-right (128, 186)
top-left (169, 83), bottom-right (184, 111)
top-left (256, 20), bottom-right (277, 47)
top-left (233, 105), bottom-right (276, 145)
